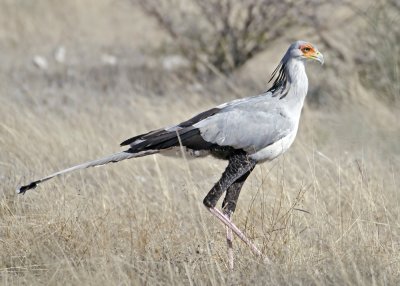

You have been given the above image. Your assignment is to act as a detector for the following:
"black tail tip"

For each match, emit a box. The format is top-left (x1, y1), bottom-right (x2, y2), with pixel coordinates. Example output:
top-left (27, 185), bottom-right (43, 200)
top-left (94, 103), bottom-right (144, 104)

top-left (16, 181), bottom-right (38, 195)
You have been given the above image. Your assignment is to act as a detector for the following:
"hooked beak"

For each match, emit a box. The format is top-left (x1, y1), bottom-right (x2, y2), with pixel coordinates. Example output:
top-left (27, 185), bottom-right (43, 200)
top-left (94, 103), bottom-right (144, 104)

top-left (312, 51), bottom-right (324, 65)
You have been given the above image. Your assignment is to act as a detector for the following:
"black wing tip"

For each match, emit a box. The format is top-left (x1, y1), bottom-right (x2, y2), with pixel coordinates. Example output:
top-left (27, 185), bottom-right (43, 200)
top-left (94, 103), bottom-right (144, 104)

top-left (16, 181), bottom-right (38, 195)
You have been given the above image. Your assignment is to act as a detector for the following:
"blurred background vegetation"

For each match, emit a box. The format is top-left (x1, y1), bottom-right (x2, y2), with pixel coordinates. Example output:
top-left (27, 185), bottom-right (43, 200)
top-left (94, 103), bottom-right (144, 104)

top-left (134, 0), bottom-right (400, 107)
top-left (0, 0), bottom-right (398, 108)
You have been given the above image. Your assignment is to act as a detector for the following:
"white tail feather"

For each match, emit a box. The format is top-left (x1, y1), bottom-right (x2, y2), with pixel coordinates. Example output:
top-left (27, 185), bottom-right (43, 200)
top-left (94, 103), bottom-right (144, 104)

top-left (17, 150), bottom-right (158, 194)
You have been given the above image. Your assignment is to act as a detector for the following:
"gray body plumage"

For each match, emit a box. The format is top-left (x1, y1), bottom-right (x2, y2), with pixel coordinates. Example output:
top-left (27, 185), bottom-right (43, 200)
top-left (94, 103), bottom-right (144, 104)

top-left (195, 57), bottom-right (308, 162)
top-left (17, 40), bottom-right (322, 198)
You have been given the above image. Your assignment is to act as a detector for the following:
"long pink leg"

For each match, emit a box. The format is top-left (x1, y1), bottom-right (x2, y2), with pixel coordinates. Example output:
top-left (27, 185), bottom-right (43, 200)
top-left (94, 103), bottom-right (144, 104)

top-left (207, 207), bottom-right (263, 257)
top-left (202, 154), bottom-right (271, 266)
top-left (225, 213), bottom-right (234, 270)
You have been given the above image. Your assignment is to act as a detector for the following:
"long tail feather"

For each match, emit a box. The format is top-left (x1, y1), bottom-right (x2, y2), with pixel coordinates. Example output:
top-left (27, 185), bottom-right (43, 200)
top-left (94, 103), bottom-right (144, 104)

top-left (16, 149), bottom-right (158, 194)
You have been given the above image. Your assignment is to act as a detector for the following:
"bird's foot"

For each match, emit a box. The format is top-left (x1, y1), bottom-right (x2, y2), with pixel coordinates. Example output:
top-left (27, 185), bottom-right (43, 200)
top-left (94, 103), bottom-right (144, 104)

top-left (207, 207), bottom-right (267, 260)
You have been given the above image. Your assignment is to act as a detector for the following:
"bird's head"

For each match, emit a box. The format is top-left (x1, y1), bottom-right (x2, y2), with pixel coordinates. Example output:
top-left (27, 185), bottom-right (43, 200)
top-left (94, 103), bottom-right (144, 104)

top-left (267, 40), bottom-right (324, 93)
top-left (287, 41), bottom-right (324, 65)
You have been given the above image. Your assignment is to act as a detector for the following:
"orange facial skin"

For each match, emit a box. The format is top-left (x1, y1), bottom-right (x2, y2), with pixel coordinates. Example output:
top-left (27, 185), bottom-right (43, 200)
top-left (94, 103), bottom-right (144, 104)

top-left (299, 43), bottom-right (316, 57)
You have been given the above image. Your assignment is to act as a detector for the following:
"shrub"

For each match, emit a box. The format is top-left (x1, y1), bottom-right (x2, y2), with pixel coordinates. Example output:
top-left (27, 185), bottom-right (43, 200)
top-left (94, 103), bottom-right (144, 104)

top-left (134, 0), bottom-right (325, 75)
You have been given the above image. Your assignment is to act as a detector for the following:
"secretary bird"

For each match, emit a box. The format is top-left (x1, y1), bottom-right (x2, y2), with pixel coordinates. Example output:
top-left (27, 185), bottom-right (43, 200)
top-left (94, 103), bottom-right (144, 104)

top-left (17, 41), bottom-right (323, 269)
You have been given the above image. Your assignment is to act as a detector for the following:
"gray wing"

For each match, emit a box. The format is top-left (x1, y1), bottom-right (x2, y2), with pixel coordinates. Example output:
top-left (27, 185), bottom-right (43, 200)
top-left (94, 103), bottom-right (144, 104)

top-left (120, 92), bottom-right (293, 154)
top-left (194, 95), bottom-right (294, 153)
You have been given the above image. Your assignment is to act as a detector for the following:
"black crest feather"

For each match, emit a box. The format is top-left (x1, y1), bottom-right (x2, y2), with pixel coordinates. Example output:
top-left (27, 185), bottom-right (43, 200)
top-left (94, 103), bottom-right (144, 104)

top-left (266, 62), bottom-right (290, 99)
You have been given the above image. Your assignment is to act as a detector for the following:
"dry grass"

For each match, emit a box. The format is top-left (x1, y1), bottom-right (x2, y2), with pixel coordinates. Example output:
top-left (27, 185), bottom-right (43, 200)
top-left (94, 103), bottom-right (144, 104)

top-left (1, 0), bottom-right (400, 285)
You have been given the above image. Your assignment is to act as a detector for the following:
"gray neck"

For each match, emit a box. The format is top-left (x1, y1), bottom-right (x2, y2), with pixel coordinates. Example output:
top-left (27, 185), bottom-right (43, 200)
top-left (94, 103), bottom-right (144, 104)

top-left (286, 58), bottom-right (308, 99)
top-left (267, 58), bottom-right (308, 103)
top-left (281, 58), bottom-right (309, 114)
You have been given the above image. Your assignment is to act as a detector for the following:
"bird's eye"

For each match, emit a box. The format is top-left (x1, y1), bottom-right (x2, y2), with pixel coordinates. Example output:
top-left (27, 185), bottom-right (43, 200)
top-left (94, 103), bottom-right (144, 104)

top-left (303, 47), bottom-right (311, 52)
